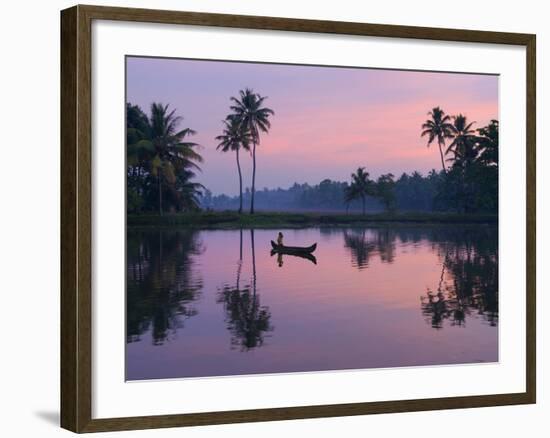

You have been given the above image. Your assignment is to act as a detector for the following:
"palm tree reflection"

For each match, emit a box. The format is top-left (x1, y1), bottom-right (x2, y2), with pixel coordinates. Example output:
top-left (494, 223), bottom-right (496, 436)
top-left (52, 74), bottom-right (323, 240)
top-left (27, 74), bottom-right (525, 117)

top-left (217, 229), bottom-right (273, 350)
top-left (343, 228), bottom-right (395, 269)
top-left (420, 227), bottom-right (498, 329)
top-left (343, 226), bottom-right (497, 329)
top-left (126, 229), bottom-right (204, 345)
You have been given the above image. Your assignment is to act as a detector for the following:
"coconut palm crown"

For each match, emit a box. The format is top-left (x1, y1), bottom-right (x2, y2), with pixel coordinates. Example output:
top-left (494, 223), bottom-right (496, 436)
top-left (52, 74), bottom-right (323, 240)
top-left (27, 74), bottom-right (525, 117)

top-left (421, 106), bottom-right (454, 173)
top-left (446, 114), bottom-right (477, 166)
top-left (216, 116), bottom-right (252, 213)
top-left (148, 102), bottom-right (202, 214)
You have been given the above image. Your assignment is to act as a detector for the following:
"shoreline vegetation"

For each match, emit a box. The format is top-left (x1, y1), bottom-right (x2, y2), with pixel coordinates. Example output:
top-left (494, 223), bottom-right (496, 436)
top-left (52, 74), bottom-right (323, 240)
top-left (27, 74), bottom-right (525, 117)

top-left (127, 211), bottom-right (497, 228)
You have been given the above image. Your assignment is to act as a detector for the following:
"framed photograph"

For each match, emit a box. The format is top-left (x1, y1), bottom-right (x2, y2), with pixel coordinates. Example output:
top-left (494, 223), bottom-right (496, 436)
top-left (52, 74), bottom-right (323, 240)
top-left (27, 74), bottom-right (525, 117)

top-left (60, 4), bottom-right (536, 433)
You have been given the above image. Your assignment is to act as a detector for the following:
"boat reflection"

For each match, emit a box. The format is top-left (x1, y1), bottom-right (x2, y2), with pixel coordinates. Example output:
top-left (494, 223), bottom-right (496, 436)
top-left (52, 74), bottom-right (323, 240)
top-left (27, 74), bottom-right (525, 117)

top-left (270, 249), bottom-right (317, 266)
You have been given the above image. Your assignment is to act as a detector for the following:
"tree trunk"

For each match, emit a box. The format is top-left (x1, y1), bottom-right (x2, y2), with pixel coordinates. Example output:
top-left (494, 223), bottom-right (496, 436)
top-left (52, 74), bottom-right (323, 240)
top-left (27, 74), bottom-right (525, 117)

top-left (236, 228), bottom-right (243, 289)
top-left (438, 141), bottom-right (447, 174)
top-left (158, 173), bottom-right (163, 216)
top-left (250, 141), bottom-right (257, 214)
top-left (250, 229), bottom-right (257, 297)
top-left (236, 148), bottom-right (243, 214)
top-left (239, 228), bottom-right (243, 261)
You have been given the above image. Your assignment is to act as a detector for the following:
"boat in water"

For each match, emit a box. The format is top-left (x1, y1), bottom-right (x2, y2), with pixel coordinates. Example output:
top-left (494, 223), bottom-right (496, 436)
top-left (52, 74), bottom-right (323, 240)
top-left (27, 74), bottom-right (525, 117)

top-left (270, 241), bottom-right (317, 254)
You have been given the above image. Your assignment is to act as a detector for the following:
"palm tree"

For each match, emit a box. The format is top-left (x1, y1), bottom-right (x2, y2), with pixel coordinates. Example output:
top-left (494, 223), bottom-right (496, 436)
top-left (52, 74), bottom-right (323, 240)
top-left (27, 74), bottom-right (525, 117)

top-left (344, 183), bottom-right (359, 214)
top-left (421, 107), bottom-right (454, 173)
top-left (376, 173), bottom-right (396, 212)
top-left (349, 167), bottom-right (374, 215)
top-left (216, 116), bottom-right (251, 213)
top-left (446, 114), bottom-right (477, 166)
top-left (148, 103), bottom-right (202, 215)
top-left (229, 88), bottom-right (274, 214)
top-left (175, 168), bottom-right (204, 211)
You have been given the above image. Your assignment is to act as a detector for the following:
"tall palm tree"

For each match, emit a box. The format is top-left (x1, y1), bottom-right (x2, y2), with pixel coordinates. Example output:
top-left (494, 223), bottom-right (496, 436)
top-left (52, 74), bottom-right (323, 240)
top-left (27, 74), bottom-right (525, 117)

top-left (349, 167), bottom-right (374, 215)
top-left (446, 114), bottom-right (477, 166)
top-left (215, 116), bottom-right (251, 214)
top-left (421, 107), bottom-right (454, 173)
top-left (148, 103), bottom-right (202, 215)
top-left (229, 88), bottom-right (274, 214)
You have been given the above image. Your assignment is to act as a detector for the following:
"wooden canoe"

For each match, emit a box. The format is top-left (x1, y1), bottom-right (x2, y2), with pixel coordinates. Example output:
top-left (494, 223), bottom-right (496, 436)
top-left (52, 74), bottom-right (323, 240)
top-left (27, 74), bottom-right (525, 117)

top-left (270, 241), bottom-right (317, 254)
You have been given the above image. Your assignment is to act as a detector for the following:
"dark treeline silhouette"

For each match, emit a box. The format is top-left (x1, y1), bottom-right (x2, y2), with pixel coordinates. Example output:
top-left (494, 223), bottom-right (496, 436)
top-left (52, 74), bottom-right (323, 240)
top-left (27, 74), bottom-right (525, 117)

top-left (126, 229), bottom-right (204, 345)
top-left (202, 171), bottom-right (440, 213)
top-left (127, 98), bottom-right (497, 217)
top-left (203, 113), bottom-right (497, 214)
top-left (422, 108), bottom-right (498, 213)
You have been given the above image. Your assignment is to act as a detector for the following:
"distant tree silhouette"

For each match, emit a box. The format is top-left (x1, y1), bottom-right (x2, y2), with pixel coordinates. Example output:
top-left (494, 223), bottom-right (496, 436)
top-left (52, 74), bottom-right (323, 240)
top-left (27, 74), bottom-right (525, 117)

top-left (347, 167), bottom-right (376, 214)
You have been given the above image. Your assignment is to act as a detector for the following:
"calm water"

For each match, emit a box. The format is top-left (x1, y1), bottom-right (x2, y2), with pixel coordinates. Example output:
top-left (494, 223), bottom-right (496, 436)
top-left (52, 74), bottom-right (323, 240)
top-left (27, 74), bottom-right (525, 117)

top-left (126, 225), bottom-right (498, 380)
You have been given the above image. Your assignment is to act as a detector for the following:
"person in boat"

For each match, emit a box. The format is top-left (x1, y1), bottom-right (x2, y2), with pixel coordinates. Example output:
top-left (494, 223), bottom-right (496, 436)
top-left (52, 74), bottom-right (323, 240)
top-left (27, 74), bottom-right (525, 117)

top-left (276, 232), bottom-right (284, 247)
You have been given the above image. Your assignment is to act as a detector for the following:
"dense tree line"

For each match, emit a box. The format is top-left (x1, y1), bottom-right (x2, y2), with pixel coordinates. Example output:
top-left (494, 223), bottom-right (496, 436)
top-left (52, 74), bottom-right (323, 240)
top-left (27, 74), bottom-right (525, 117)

top-left (127, 99), bottom-right (498, 215)
top-left (204, 109), bottom-right (498, 214)
top-left (203, 174), bottom-right (438, 213)
top-left (421, 108), bottom-right (498, 213)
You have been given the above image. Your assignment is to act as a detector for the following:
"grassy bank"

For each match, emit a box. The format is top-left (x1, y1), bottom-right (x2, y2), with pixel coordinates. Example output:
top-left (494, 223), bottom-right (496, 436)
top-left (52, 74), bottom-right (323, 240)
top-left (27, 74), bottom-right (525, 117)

top-left (127, 211), bottom-right (497, 228)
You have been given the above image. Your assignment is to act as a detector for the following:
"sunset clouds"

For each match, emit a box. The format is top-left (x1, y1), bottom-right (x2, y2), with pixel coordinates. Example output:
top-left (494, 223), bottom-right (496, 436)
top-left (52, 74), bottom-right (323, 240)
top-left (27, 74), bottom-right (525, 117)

top-left (127, 57), bottom-right (498, 195)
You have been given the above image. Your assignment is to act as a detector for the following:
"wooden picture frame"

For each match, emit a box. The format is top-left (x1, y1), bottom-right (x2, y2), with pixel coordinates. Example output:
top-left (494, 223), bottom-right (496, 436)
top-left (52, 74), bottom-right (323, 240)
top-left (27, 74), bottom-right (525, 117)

top-left (60, 4), bottom-right (536, 433)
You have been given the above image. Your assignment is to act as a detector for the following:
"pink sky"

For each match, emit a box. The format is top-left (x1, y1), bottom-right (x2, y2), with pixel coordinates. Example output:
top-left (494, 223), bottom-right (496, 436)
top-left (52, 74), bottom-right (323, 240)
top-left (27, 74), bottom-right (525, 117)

top-left (127, 57), bottom-right (498, 196)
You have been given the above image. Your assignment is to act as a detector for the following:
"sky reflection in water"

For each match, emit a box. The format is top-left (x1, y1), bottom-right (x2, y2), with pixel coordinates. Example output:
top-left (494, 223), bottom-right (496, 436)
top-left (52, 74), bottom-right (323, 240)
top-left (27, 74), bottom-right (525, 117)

top-left (126, 226), bottom-right (498, 380)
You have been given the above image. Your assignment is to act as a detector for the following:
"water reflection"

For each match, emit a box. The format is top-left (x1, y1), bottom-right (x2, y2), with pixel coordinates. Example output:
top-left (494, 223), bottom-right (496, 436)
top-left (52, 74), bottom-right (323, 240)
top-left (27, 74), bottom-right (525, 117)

top-left (343, 228), bottom-right (396, 269)
top-left (126, 225), bottom-right (498, 379)
top-left (217, 229), bottom-right (273, 350)
top-left (420, 227), bottom-right (498, 328)
top-left (270, 250), bottom-right (317, 266)
top-left (126, 229), bottom-right (203, 345)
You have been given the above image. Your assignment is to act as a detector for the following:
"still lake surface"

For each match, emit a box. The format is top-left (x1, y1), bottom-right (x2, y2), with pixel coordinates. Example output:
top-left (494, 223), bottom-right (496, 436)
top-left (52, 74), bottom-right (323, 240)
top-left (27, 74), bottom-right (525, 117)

top-left (126, 225), bottom-right (498, 380)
